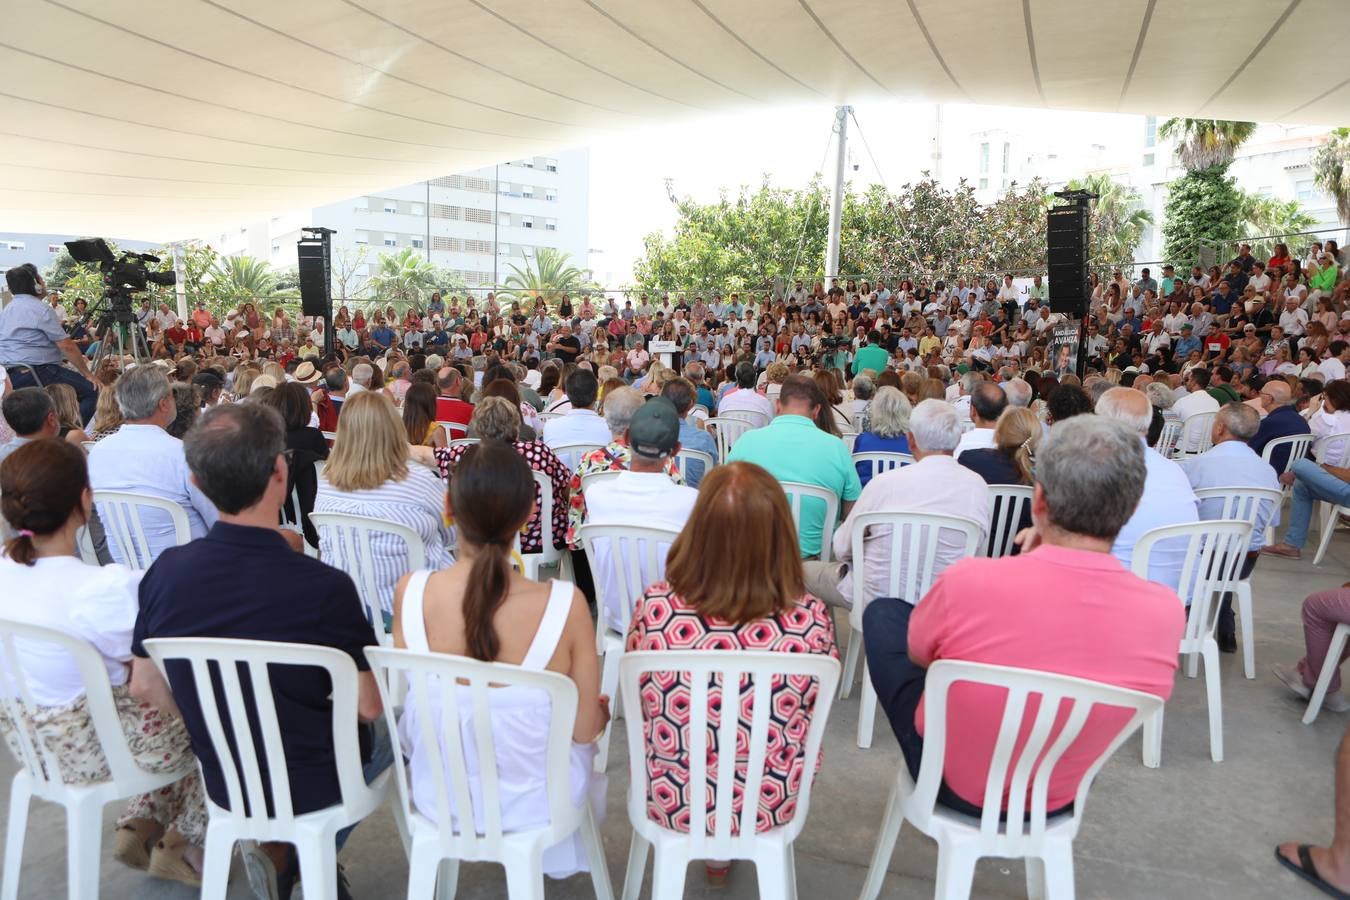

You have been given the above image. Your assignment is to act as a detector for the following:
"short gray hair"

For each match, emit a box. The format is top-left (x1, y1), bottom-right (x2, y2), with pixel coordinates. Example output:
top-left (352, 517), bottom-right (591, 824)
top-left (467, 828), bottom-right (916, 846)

top-left (1144, 381), bottom-right (1175, 410)
top-left (909, 398), bottom-right (962, 452)
top-left (601, 386), bottom-right (644, 436)
top-left (1096, 386), bottom-right (1152, 436)
top-left (868, 386), bottom-right (911, 438)
top-left (116, 365), bottom-right (171, 420)
top-left (351, 363), bottom-right (374, 387)
top-left (1037, 416), bottom-right (1146, 540)
top-left (852, 374), bottom-right (876, 401)
top-left (1217, 401), bottom-right (1260, 441)
top-left (1001, 377), bottom-right (1032, 408)
top-left (470, 396), bottom-right (521, 442)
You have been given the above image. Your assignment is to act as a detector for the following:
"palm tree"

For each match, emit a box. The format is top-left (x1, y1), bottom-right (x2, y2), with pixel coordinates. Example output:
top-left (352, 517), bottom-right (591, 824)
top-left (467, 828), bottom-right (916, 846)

top-left (216, 254), bottom-right (277, 301)
top-left (1158, 118), bottom-right (1258, 171)
top-left (1062, 173), bottom-right (1153, 265)
top-left (499, 247), bottom-right (591, 305)
top-left (1314, 128), bottom-right (1350, 224)
top-left (369, 247), bottom-right (439, 306)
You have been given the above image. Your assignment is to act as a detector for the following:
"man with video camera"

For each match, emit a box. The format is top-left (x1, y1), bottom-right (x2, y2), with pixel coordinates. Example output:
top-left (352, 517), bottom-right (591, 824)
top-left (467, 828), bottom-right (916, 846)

top-left (0, 263), bottom-right (97, 422)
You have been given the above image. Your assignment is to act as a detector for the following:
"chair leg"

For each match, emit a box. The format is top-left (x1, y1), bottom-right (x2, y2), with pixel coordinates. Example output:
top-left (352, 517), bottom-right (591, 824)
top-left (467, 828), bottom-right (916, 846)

top-left (1, 777), bottom-right (31, 900)
top-left (199, 826), bottom-right (234, 900)
top-left (621, 831), bottom-right (650, 900)
top-left (1237, 581), bottom-right (1255, 680)
top-left (296, 836), bottom-right (338, 900)
top-left (649, 843), bottom-right (688, 900)
top-left (435, 859), bottom-right (460, 900)
top-left (1304, 627), bottom-right (1350, 725)
top-left (404, 837), bottom-right (442, 900)
top-left (934, 843), bottom-right (978, 900)
top-left (858, 779), bottom-right (906, 900)
top-left (65, 794), bottom-right (106, 900)
top-left (1314, 503), bottom-right (1339, 566)
top-left (754, 844), bottom-right (796, 900)
top-left (581, 806), bottom-right (615, 900)
top-left (1142, 707), bottom-right (1164, 769)
top-left (857, 658), bottom-right (877, 749)
top-left (595, 646), bottom-right (622, 773)
top-left (502, 849), bottom-right (545, 900)
top-left (839, 627), bottom-right (861, 700)
top-left (1202, 639), bottom-right (1224, 763)
top-left (1026, 856), bottom-right (1047, 900)
top-left (1036, 844), bottom-right (1077, 900)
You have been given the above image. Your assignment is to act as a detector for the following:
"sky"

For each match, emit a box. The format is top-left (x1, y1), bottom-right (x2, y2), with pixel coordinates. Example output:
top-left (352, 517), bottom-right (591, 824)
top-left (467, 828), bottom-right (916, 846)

top-left (583, 100), bottom-right (1142, 287)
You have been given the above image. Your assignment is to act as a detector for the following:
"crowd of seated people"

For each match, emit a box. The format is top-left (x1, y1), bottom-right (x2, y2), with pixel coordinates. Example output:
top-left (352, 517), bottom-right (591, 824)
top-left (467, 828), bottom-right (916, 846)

top-left (7, 247), bottom-right (1350, 896)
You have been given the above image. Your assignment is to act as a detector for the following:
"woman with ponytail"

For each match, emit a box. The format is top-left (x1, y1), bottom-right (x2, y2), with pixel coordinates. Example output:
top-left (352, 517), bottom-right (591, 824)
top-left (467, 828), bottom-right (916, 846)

top-left (391, 441), bottom-right (607, 878)
top-left (0, 439), bottom-right (207, 885)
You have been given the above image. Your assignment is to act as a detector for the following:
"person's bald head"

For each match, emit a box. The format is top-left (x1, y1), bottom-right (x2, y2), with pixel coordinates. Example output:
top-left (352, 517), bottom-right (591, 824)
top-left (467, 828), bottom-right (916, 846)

top-left (1261, 380), bottom-right (1293, 409)
top-left (1096, 386), bottom-right (1152, 436)
top-left (1132, 374), bottom-right (1154, 390)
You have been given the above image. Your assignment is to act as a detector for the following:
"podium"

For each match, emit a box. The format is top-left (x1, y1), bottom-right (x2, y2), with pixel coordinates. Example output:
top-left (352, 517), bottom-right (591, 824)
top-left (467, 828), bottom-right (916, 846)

top-left (649, 339), bottom-right (680, 370)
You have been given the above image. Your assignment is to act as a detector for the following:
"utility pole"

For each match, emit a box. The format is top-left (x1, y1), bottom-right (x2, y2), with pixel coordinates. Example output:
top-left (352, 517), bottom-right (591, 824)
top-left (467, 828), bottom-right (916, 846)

top-left (931, 103), bottom-right (944, 181)
top-left (824, 105), bottom-right (851, 286)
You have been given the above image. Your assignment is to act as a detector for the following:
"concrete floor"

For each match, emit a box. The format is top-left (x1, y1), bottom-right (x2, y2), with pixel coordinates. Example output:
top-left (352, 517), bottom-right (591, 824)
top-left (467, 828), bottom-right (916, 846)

top-left (6, 537), bottom-right (1350, 900)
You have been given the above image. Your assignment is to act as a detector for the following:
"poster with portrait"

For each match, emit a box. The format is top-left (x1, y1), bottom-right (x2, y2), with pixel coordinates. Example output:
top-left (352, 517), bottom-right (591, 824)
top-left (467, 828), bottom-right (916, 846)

top-left (1048, 321), bottom-right (1081, 378)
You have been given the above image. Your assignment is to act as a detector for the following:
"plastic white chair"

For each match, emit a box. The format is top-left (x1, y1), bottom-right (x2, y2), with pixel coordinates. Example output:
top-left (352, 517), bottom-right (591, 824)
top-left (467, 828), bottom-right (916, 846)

top-left (437, 420), bottom-right (468, 440)
top-left (839, 431), bottom-right (859, 452)
top-left (857, 660), bottom-right (1162, 900)
top-left (1310, 432), bottom-right (1350, 565)
top-left (1304, 622), bottom-right (1350, 725)
top-left (839, 511), bottom-right (985, 749)
top-left (580, 469), bottom-right (623, 493)
top-left (1192, 485), bottom-right (1283, 680)
top-left (1173, 411), bottom-right (1217, 458)
top-left (1131, 519), bottom-right (1252, 765)
top-left (0, 620), bottom-right (195, 900)
top-left (91, 489), bottom-right (192, 571)
top-left (705, 417), bottom-right (753, 463)
top-left (279, 461), bottom-right (323, 559)
top-left (365, 647), bottom-right (614, 900)
top-left (449, 437), bottom-right (480, 451)
top-left (321, 430), bottom-right (338, 444)
top-left (779, 481), bottom-right (841, 563)
top-left (551, 441), bottom-right (606, 472)
top-left (79, 440), bottom-right (96, 453)
top-left (1260, 433), bottom-right (1315, 544)
top-left (309, 511), bottom-right (427, 637)
top-left (719, 408), bottom-right (768, 429)
top-left (983, 483), bottom-right (1035, 559)
top-left (1153, 420), bottom-right (1182, 457)
top-left (537, 411), bottom-right (565, 422)
top-left (673, 448), bottom-right (715, 486)
top-left (140, 638), bottom-right (388, 900)
top-left (577, 523), bottom-right (681, 773)
top-left (618, 650), bottom-right (840, 900)
top-left (519, 469), bottom-right (565, 581)
top-left (852, 451), bottom-right (913, 483)
top-left (1316, 431), bottom-right (1350, 467)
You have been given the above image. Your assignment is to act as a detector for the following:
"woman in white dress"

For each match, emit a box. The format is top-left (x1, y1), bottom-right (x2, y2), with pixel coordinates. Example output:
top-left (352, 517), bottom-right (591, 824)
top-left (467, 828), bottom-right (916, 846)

top-left (391, 442), bottom-right (607, 878)
top-left (1309, 381), bottom-right (1350, 463)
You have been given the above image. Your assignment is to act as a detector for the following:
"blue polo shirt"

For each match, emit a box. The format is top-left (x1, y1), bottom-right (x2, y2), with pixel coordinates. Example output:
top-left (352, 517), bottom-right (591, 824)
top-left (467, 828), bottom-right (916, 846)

top-left (0, 294), bottom-right (66, 365)
top-left (132, 522), bottom-right (377, 815)
top-left (726, 415), bottom-right (862, 556)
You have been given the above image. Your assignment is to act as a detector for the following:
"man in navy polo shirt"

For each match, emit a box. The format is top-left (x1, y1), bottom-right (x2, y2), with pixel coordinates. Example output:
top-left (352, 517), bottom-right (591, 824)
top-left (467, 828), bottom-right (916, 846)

top-left (129, 402), bottom-right (386, 898)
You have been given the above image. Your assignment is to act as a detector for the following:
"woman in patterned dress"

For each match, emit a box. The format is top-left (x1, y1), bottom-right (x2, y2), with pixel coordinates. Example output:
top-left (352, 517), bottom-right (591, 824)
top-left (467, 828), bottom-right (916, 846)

top-left (626, 461), bottom-right (838, 886)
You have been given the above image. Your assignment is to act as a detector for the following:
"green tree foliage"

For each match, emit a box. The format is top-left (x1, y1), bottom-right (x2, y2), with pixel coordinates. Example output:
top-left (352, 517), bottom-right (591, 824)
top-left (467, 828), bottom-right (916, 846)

top-left (1314, 128), bottom-right (1350, 224)
top-left (1062, 173), bottom-right (1153, 266)
top-left (215, 255), bottom-right (278, 303)
top-left (500, 247), bottom-right (593, 305)
top-left (1158, 118), bottom-right (1258, 171)
top-left (1236, 191), bottom-right (1318, 257)
top-left (368, 247), bottom-right (440, 306)
top-left (1162, 166), bottom-right (1243, 266)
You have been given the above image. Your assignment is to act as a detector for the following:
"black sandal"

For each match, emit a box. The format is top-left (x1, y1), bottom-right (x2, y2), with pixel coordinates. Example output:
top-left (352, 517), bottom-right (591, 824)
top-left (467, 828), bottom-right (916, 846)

top-left (1275, 844), bottom-right (1350, 899)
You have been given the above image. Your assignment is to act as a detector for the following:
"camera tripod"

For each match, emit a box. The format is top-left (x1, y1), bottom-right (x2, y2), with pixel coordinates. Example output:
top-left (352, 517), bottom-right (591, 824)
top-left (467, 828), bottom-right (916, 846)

top-left (89, 305), bottom-right (152, 373)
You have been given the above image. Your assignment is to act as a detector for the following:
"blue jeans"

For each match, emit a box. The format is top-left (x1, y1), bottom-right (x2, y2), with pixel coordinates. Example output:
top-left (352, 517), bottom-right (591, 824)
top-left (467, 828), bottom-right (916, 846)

top-left (9, 363), bottom-right (96, 424)
top-left (1286, 458), bottom-right (1350, 548)
top-left (335, 716), bottom-right (394, 852)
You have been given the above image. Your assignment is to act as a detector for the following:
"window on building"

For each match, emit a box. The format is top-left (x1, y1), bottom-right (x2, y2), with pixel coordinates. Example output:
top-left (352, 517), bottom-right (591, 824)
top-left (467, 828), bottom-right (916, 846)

top-left (383, 234), bottom-right (397, 247)
top-left (544, 158), bottom-right (558, 172)
top-left (383, 201), bottom-right (397, 214)
top-left (411, 237), bottom-right (424, 249)
top-left (978, 177), bottom-right (988, 190)
top-left (498, 212), bottom-right (512, 227)
top-left (271, 242), bottom-right (280, 254)
top-left (545, 219), bottom-right (557, 231)
top-left (522, 216), bottom-right (534, 229)
top-left (431, 204), bottom-right (461, 220)
top-left (498, 243), bottom-right (510, 255)
top-left (545, 188), bottom-right (558, 202)
top-left (1144, 115), bottom-right (1157, 148)
top-left (464, 208), bottom-right (494, 224)
top-left (522, 185), bottom-right (534, 199)
top-left (1297, 179), bottom-right (1319, 202)
top-left (1257, 185), bottom-right (1273, 196)
top-left (1002, 142), bottom-right (1010, 173)
top-left (411, 202), bottom-right (424, 215)
top-left (463, 176), bottom-right (494, 193)
top-left (979, 143), bottom-right (989, 173)
top-left (354, 231), bottom-right (368, 244)
top-left (6, 241), bottom-right (24, 251)
top-left (47, 243), bottom-right (62, 254)
top-left (1143, 152), bottom-right (1155, 167)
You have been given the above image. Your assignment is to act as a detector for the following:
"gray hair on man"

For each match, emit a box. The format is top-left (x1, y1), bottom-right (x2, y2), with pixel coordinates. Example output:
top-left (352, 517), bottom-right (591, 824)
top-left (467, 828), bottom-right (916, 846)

top-left (853, 373), bottom-right (876, 401)
top-left (908, 398), bottom-right (963, 453)
top-left (1001, 377), bottom-right (1032, 408)
top-left (1088, 378), bottom-right (1115, 407)
top-left (351, 363), bottom-right (374, 388)
top-left (1143, 381), bottom-right (1175, 411)
top-left (116, 364), bottom-right (171, 420)
top-left (1217, 401), bottom-right (1260, 441)
top-left (1096, 386), bottom-right (1153, 436)
top-left (1036, 415), bottom-right (1146, 540)
top-left (959, 371), bottom-right (981, 394)
top-left (868, 386), bottom-right (912, 439)
top-left (601, 386), bottom-right (644, 437)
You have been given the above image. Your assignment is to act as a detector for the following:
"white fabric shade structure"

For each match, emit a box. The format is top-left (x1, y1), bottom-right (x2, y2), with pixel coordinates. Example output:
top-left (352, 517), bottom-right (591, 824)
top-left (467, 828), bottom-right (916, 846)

top-left (5, 0), bottom-right (1350, 241)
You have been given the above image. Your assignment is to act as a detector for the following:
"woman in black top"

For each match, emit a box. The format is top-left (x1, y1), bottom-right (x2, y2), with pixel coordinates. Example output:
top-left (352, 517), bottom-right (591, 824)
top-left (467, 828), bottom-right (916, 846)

top-left (958, 407), bottom-right (1041, 554)
top-left (264, 382), bottom-right (330, 548)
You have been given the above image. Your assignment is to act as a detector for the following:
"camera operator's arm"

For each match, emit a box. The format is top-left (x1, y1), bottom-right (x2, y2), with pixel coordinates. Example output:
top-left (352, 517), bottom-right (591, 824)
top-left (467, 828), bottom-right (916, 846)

top-left (55, 337), bottom-right (94, 381)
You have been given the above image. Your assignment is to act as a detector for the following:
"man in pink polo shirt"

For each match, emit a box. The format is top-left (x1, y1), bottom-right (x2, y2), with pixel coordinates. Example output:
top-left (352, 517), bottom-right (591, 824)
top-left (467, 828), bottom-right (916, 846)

top-left (862, 414), bottom-right (1185, 816)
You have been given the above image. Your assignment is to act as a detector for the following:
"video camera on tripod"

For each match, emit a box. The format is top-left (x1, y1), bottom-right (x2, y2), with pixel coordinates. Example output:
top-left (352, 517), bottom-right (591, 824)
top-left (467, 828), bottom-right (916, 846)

top-left (64, 237), bottom-right (176, 326)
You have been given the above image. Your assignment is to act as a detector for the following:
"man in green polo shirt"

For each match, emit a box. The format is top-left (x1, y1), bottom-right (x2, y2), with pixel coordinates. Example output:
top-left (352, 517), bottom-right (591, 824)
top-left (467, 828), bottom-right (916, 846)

top-left (852, 330), bottom-right (890, 377)
top-left (728, 374), bottom-right (861, 561)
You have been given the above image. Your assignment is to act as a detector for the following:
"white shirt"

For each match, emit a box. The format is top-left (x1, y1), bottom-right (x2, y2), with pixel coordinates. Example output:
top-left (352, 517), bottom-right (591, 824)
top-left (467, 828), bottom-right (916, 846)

top-left (1319, 357), bottom-right (1347, 382)
top-left (1280, 307), bottom-right (1309, 336)
top-left (1112, 444), bottom-right (1199, 593)
top-left (0, 556), bottom-right (141, 705)
top-left (1173, 389), bottom-right (1221, 452)
top-left (717, 387), bottom-right (774, 422)
top-left (953, 426), bottom-right (996, 460)
top-left (1179, 440), bottom-right (1281, 551)
top-left (542, 408), bottom-right (611, 451)
top-left (87, 423), bottom-right (219, 564)
top-left (831, 455), bottom-right (990, 605)
top-left (585, 470), bottom-right (699, 632)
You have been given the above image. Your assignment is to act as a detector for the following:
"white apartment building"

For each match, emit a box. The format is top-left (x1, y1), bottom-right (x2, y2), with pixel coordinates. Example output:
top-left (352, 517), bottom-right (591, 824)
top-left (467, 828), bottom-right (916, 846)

top-left (213, 147), bottom-right (591, 293)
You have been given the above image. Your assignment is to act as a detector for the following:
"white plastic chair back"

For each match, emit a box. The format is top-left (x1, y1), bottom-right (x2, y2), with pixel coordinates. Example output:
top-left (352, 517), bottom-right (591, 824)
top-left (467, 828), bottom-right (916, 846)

top-left (706, 417), bottom-right (753, 462)
top-left (852, 451), bottom-right (913, 483)
top-left (321, 430), bottom-right (338, 444)
top-left (1191, 486), bottom-right (1283, 531)
top-left (674, 448), bottom-right (716, 486)
top-left (1262, 433), bottom-right (1315, 472)
top-left (1175, 411), bottom-right (1217, 457)
top-left (551, 442), bottom-right (605, 472)
top-left (91, 489), bottom-right (192, 571)
top-left (79, 440), bottom-right (96, 453)
top-left (140, 638), bottom-right (387, 896)
top-left (449, 437), bottom-right (480, 451)
top-left (719, 409), bottom-right (768, 429)
top-left (0, 619), bottom-right (194, 899)
top-left (858, 660), bottom-right (1161, 900)
top-left (578, 524), bottom-right (680, 641)
top-left (518, 469), bottom-right (563, 579)
top-left (580, 469), bottom-right (623, 493)
top-left (364, 647), bottom-right (612, 900)
top-left (619, 650), bottom-right (839, 894)
top-left (779, 481), bottom-right (841, 562)
top-left (1153, 420), bottom-right (1182, 457)
top-left (309, 511), bottom-right (427, 639)
top-left (437, 421), bottom-right (468, 440)
top-left (839, 431), bottom-right (859, 452)
top-left (1315, 431), bottom-right (1350, 467)
top-left (984, 484), bottom-right (1035, 558)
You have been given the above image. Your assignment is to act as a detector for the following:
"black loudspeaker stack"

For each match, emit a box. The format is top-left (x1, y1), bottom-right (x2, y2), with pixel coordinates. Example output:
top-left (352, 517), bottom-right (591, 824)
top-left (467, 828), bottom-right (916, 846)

top-left (297, 227), bottom-right (335, 356)
top-left (1046, 201), bottom-right (1090, 316)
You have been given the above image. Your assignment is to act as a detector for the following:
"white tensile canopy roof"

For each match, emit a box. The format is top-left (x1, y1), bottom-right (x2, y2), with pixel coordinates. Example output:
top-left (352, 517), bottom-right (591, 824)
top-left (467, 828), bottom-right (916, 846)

top-left (5, 0), bottom-right (1349, 241)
